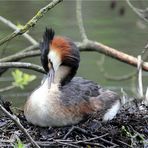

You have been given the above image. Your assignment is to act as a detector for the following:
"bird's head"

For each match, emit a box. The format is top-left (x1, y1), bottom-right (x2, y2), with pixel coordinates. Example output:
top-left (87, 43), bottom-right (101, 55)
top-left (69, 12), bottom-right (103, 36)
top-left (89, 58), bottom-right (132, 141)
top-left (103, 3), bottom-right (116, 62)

top-left (40, 28), bottom-right (80, 87)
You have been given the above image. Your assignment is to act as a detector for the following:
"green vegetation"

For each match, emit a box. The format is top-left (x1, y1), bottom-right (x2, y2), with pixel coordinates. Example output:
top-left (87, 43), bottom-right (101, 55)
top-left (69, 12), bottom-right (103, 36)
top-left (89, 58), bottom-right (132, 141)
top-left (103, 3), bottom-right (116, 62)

top-left (12, 69), bottom-right (36, 89)
top-left (121, 125), bottom-right (146, 147)
top-left (14, 139), bottom-right (25, 148)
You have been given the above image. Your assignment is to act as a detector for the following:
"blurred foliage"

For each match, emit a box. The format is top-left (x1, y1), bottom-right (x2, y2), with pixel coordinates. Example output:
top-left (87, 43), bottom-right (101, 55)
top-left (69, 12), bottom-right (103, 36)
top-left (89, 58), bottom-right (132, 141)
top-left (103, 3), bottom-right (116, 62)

top-left (14, 139), bottom-right (25, 148)
top-left (11, 69), bottom-right (36, 89)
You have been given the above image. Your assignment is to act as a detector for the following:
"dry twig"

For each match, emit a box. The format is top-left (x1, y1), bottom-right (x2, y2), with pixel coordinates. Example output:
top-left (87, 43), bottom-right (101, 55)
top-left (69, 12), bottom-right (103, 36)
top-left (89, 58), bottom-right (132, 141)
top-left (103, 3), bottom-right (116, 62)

top-left (78, 40), bottom-right (148, 71)
top-left (0, 62), bottom-right (45, 74)
top-left (0, 85), bottom-right (16, 93)
top-left (137, 55), bottom-right (144, 98)
top-left (1, 41), bottom-right (148, 74)
top-left (0, 50), bottom-right (40, 62)
top-left (126, 0), bottom-right (148, 23)
top-left (0, 105), bottom-right (40, 148)
top-left (76, 0), bottom-right (88, 42)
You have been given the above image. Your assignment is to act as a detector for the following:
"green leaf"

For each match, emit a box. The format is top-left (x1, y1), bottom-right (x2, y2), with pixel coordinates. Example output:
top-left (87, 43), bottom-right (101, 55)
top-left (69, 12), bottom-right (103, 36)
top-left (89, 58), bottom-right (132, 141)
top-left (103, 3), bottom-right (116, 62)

top-left (14, 139), bottom-right (25, 148)
top-left (11, 69), bottom-right (36, 89)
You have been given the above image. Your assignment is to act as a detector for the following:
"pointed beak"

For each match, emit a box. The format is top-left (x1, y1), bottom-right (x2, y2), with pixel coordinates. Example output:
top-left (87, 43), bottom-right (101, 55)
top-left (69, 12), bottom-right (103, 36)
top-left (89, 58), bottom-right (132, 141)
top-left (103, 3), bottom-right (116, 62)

top-left (47, 66), bottom-right (55, 88)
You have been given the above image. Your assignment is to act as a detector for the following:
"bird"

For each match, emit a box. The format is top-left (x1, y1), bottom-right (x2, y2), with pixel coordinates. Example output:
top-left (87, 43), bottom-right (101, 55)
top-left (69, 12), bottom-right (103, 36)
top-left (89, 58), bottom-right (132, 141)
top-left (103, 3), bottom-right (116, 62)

top-left (24, 28), bottom-right (121, 127)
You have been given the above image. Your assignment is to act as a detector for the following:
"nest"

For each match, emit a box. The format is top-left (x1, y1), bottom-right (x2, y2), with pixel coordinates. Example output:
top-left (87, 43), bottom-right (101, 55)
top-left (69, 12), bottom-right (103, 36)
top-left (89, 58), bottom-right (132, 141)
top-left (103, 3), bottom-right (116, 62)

top-left (0, 100), bottom-right (147, 148)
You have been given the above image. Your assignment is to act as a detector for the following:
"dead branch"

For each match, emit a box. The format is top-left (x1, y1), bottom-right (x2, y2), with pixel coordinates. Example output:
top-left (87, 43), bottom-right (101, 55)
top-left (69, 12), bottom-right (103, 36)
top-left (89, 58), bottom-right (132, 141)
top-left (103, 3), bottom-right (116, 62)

top-left (137, 55), bottom-right (144, 98)
top-left (73, 134), bottom-right (108, 144)
top-left (0, 45), bottom-right (40, 75)
top-left (0, 62), bottom-right (45, 74)
top-left (144, 88), bottom-right (148, 105)
top-left (20, 44), bottom-right (39, 53)
top-left (0, 0), bottom-right (63, 46)
top-left (77, 142), bottom-right (106, 148)
top-left (63, 126), bottom-right (90, 140)
top-left (76, 0), bottom-right (88, 42)
top-left (0, 105), bottom-right (40, 148)
top-left (141, 44), bottom-right (148, 61)
top-left (115, 139), bottom-right (132, 148)
top-left (78, 40), bottom-right (148, 71)
top-left (1, 40), bottom-right (148, 74)
top-left (126, 0), bottom-right (148, 23)
top-left (0, 85), bottom-right (16, 93)
top-left (0, 50), bottom-right (40, 62)
top-left (53, 140), bottom-right (79, 148)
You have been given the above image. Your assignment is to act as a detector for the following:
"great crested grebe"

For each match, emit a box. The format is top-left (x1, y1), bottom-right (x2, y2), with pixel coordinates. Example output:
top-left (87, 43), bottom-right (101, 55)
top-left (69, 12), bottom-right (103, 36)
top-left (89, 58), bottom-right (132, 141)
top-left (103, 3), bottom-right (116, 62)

top-left (24, 28), bottom-right (121, 127)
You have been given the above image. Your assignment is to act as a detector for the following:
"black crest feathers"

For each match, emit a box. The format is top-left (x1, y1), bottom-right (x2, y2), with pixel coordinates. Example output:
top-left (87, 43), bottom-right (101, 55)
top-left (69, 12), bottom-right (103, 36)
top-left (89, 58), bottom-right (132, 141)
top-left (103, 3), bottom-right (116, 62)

top-left (40, 28), bottom-right (55, 73)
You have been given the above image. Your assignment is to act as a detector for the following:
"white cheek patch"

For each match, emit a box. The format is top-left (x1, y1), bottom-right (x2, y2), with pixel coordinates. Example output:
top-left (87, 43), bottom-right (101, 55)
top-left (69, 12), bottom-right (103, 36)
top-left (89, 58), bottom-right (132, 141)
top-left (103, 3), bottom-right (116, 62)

top-left (48, 50), bottom-right (61, 72)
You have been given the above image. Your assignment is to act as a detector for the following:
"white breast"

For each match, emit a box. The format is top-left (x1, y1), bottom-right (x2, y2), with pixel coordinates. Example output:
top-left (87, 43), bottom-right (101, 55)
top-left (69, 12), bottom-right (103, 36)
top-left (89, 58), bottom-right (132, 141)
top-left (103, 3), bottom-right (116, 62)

top-left (24, 79), bottom-right (61, 127)
top-left (24, 78), bottom-right (82, 127)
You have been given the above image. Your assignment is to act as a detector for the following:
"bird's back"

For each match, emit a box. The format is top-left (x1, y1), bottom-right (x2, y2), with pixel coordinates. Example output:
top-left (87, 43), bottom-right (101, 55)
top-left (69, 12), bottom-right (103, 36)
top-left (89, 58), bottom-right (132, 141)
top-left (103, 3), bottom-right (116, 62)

top-left (60, 77), bottom-right (101, 105)
top-left (59, 77), bottom-right (120, 121)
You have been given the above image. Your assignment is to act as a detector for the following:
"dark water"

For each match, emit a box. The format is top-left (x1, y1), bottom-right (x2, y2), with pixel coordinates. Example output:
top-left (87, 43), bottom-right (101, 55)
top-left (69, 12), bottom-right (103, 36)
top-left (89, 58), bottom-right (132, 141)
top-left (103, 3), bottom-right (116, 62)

top-left (0, 0), bottom-right (148, 106)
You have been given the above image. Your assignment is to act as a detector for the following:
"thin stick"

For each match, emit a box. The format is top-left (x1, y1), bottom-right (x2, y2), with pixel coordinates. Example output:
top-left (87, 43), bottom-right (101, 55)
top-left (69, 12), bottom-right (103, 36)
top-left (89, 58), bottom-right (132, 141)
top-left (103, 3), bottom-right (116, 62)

top-left (0, 16), bottom-right (38, 45)
top-left (0, 50), bottom-right (40, 62)
top-left (78, 141), bottom-right (106, 148)
top-left (0, 85), bottom-right (16, 93)
top-left (0, 62), bottom-right (45, 74)
top-left (63, 126), bottom-right (90, 139)
top-left (76, 0), bottom-right (88, 42)
top-left (37, 140), bottom-right (78, 148)
top-left (137, 55), bottom-right (143, 98)
top-left (115, 139), bottom-right (132, 148)
top-left (54, 140), bottom-right (79, 148)
top-left (0, 0), bottom-right (63, 46)
top-left (144, 87), bottom-right (148, 105)
top-left (79, 40), bottom-right (148, 71)
top-left (74, 133), bottom-right (108, 144)
top-left (63, 126), bottom-right (75, 139)
top-left (1, 40), bottom-right (148, 73)
top-left (99, 137), bottom-right (118, 147)
top-left (0, 105), bottom-right (40, 148)
top-left (21, 44), bottom-right (39, 53)
top-left (126, 0), bottom-right (148, 23)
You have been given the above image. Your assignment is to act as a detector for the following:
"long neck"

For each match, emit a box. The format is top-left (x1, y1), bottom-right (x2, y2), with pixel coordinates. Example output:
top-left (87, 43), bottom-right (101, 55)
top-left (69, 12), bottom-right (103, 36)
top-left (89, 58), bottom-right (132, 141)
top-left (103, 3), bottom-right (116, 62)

top-left (54, 65), bottom-right (71, 85)
top-left (41, 65), bottom-right (71, 89)
top-left (41, 77), bottom-right (60, 93)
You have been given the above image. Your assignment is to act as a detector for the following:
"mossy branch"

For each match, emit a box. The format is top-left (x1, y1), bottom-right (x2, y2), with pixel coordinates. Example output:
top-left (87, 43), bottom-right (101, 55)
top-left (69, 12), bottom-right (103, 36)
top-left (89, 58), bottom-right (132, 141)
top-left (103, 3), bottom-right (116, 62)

top-left (0, 16), bottom-right (38, 45)
top-left (0, 0), bottom-right (63, 46)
